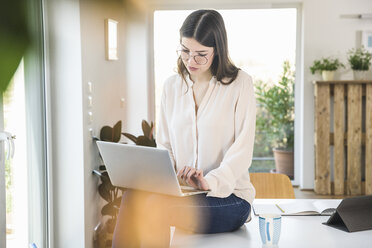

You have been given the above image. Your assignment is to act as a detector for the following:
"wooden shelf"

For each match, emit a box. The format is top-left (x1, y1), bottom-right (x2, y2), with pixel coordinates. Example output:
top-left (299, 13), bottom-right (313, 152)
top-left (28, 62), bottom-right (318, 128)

top-left (314, 82), bottom-right (372, 196)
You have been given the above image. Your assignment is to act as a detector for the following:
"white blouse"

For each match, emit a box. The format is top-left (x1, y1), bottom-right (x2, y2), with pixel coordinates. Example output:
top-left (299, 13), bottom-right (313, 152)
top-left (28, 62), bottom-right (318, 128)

top-left (157, 70), bottom-right (256, 204)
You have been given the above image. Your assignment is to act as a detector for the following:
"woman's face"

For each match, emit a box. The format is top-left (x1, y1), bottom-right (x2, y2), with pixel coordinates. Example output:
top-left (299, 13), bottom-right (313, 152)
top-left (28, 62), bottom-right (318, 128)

top-left (179, 37), bottom-right (214, 78)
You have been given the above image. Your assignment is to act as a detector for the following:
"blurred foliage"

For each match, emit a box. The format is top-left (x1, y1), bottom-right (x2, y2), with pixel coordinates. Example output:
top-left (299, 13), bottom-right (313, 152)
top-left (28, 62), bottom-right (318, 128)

top-left (5, 158), bottom-right (13, 214)
top-left (249, 159), bottom-right (275, 173)
top-left (255, 61), bottom-right (295, 151)
top-left (0, 0), bottom-right (30, 91)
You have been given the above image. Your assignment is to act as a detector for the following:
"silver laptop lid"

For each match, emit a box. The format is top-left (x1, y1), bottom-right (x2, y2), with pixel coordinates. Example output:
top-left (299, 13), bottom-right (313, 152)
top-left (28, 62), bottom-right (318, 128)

top-left (96, 141), bottom-right (183, 196)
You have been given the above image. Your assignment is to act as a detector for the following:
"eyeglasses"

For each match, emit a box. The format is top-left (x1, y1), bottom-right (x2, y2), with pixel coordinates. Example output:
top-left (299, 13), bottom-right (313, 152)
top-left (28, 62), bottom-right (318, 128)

top-left (176, 49), bottom-right (210, 65)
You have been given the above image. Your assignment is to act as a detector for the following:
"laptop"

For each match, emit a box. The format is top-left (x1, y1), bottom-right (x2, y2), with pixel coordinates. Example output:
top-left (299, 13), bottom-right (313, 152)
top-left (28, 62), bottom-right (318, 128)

top-left (96, 141), bottom-right (210, 197)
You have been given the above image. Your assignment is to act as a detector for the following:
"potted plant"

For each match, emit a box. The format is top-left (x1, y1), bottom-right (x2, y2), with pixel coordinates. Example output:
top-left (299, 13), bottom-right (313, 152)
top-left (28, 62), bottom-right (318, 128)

top-left (93, 120), bottom-right (125, 248)
top-left (93, 120), bottom-right (156, 248)
top-left (310, 57), bottom-right (345, 81)
top-left (347, 46), bottom-right (371, 80)
top-left (255, 61), bottom-right (294, 179)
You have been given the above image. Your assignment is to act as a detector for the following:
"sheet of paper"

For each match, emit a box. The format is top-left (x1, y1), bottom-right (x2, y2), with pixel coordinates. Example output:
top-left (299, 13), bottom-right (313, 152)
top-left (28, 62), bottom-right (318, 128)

top-left (313, 200), bottom-right (341, 213)
top-left (253, 203), bottom-right (282, 215)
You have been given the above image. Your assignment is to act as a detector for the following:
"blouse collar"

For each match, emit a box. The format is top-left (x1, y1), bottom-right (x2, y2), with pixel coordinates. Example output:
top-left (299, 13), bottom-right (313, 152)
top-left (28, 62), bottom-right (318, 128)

top-left (185, 73), bottom-right (217, 88)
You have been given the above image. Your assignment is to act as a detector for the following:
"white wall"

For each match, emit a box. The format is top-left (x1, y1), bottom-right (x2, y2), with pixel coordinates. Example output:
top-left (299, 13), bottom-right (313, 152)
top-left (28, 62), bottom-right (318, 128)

top-left (79, 0), bottom-right (126, 247)
top-left (122, 0), bottom-right (153, 136)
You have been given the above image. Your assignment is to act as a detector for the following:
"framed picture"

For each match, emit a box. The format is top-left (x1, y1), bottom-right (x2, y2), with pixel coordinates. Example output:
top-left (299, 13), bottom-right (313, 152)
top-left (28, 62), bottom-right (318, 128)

top-left (105, 19), bottom-right (118, 60)
top-left (362, 30), bottom-right (372, 53)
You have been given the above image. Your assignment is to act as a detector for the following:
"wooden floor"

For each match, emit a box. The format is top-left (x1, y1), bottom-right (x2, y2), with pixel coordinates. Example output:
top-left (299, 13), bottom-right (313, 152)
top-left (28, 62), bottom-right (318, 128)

top-left (293, 186), bottom-right (347, 199)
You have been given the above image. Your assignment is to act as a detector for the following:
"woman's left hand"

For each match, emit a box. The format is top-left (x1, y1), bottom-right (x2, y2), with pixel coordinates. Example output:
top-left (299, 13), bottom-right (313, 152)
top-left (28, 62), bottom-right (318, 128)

top-left (177, 166), bottom-right (209, 191)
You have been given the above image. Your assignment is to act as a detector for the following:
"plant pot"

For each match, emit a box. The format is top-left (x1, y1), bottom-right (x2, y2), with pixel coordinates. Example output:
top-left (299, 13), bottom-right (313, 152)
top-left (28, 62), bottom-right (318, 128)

top-left (272, 148), bottom-right (294, 179)
top-left (321, 70), bottom-right (335, 81)
top-left (353, 70), bottom-right (368, 80)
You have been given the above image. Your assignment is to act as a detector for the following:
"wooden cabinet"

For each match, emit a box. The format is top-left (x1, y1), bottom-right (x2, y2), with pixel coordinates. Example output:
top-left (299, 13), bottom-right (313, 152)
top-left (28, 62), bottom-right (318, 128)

top-left (314, 80), bottom-right (372, 195)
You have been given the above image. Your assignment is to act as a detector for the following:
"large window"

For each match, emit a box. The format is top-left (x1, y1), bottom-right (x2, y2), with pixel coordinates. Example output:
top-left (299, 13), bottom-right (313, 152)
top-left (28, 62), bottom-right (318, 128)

top-left (153, 8), bottom-right (297, 173)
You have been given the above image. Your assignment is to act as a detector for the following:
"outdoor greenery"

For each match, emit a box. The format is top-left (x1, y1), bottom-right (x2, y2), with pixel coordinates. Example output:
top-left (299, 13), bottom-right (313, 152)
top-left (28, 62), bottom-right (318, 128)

top-left (347, 46), bottom-right (372, 70)
top-left (255, 60), bottom-right (295, 151)
top-left (310, 57), bottom-right (345, 74)
top-left (249, 160), bottom-right (275, 173)
top-left (5, 159), bottom-right (12, 213)
top-left (3, 81), bottom-right (14, 215)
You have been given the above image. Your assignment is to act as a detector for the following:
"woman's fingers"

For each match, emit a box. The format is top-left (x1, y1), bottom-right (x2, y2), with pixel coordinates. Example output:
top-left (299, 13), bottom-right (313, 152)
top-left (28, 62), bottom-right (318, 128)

top-left (177, 166), bottom-right (187, 185)
top-left (177, 166), bottom-right (208, 189)
top-left (182, 167), bottom-right (192, 180)
top-left (186, 168), bottom-right (196, 180)
top-left (195, 169), bottom-right (203, 178)
top-left (177, 166), bottom-right (186, 177)
top-left (186, 168), bottom-right (198, 188)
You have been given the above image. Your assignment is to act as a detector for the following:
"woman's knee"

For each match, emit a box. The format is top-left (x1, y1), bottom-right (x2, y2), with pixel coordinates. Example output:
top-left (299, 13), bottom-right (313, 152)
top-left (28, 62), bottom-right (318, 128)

top-left (143, 194), bottom-right (170, 223)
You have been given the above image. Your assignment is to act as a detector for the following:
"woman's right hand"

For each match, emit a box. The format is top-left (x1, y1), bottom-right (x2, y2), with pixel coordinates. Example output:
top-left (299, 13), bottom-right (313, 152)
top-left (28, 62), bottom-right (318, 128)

top-left (177, 166), bottom-right (209, 190)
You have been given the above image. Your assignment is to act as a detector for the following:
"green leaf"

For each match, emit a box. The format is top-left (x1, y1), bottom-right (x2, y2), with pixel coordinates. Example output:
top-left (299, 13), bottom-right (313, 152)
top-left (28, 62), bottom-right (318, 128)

top-left (142, 120), bottom-right (151, 138)
top-left (100, 121), bottom-right (122, 142)
top-left (113, 120), bottom-right (122, 142)
top-left (122, 133), bottom-right (138, 143)
top-left (113, 196), bottom-right (123, 208)
top-left (100, 126), bottom-right (113, 141)
top-left (0, 0), bottom-right (30, 91)
top-left (136, 136), bottom-right (156, 147)
top-left (101, 172), bottom-right (115, 191)
top-left (101, 202), bottom-right (118, 217)
top-left (98, 184), bottom-right (111, 203)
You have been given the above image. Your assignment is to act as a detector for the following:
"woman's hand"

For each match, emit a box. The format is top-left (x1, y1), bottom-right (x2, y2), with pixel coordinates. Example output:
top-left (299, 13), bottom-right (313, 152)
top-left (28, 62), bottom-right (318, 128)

top-left (177, 166), bottom-right (209, 191)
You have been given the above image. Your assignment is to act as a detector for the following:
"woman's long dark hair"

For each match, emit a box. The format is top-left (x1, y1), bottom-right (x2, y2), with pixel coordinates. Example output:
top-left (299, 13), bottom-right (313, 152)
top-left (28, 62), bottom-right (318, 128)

top-left (177, 9), bottom-right (239, 85)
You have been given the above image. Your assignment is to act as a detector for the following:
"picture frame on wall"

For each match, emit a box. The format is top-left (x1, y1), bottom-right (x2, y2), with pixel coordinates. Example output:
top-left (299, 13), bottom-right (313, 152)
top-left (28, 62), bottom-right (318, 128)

top-left (362, 30), bottom-right (372, 53)
top-left (105, 18), bottom-right (118, 60)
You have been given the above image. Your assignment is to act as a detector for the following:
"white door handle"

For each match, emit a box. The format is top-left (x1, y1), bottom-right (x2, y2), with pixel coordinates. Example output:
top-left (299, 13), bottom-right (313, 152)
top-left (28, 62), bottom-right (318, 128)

top-left (0, 131), bottom-right (15, 160)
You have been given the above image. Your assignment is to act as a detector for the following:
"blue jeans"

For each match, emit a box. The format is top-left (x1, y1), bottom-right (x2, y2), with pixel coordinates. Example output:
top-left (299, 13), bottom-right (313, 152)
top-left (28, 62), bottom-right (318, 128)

top-left (112, 190), bottom-right (251, 247)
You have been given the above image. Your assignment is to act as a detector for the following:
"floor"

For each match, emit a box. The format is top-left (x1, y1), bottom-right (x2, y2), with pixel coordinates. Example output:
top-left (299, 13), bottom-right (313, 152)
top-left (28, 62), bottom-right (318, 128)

top-left (293, 186), bottom-right (347, 199)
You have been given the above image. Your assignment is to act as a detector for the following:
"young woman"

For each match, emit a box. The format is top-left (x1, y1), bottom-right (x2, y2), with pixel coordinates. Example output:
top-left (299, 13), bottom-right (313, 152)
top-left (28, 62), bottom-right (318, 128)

top-left (112, 9), bottom-right (256, 248)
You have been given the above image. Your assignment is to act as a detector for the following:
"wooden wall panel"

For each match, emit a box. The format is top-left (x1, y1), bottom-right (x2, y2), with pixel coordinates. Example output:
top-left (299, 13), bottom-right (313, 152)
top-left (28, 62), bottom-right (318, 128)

top-left (347, 84), bottom-right (362, 195)
top-left (333, 85), bottom-right (345, 195)
top-left (366, 84), bottom-right (372, 195)
top-left (314, 84), bottom-right (331, 194)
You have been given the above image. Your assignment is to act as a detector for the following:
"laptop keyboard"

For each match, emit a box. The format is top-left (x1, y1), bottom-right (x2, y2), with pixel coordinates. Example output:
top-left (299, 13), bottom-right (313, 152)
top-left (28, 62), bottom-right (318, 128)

top-left (180, 186), bottom-right (202, 193)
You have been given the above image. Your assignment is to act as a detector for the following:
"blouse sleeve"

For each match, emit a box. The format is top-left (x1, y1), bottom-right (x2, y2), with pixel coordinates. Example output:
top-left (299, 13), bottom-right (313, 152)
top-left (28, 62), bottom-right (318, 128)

top-left (204, 75), bottom-right (256, 197)
top-left (156, 80), bottom-right (176, 169)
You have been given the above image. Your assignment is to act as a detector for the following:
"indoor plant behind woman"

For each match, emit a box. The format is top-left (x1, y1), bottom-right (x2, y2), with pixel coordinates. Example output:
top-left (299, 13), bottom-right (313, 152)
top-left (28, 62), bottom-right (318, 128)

top-left (256, 60), bottom-right (294, 178)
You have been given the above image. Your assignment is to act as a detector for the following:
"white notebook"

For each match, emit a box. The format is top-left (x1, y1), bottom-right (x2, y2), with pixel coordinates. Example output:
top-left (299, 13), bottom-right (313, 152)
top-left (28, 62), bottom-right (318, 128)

top-left (253, 199), bottom-right (342, 216)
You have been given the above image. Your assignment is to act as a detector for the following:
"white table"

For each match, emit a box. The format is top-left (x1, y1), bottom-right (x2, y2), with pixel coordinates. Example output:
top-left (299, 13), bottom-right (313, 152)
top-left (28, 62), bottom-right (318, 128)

top-left (170, 199), bottom-right (372, 248)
